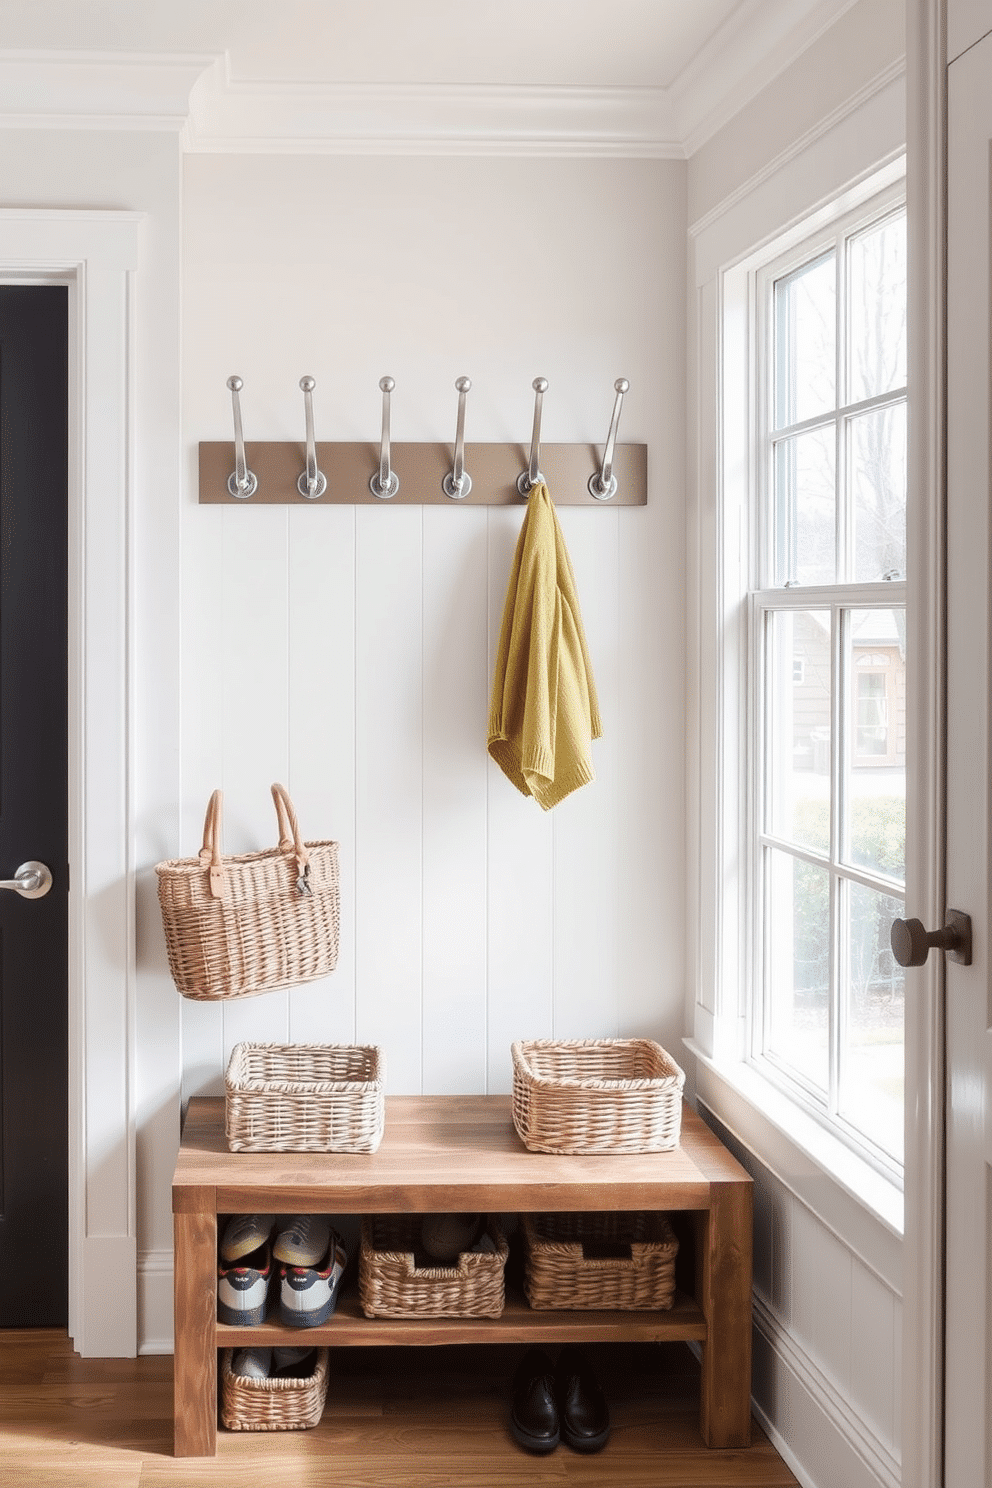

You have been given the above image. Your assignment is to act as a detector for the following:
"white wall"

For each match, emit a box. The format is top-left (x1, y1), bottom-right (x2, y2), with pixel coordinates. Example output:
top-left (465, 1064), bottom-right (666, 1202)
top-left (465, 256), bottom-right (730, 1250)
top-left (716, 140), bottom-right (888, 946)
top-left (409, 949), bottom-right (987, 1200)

top-left (126, 150), bottom-right (689, 1346)
top-left (686, 2), bottom-right (906, 1485)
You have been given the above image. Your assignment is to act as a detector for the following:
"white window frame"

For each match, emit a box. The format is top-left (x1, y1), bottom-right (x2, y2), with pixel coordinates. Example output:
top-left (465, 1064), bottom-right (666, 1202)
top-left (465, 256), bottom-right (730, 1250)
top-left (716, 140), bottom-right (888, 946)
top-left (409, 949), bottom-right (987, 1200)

top-left (748, 185), bottom-right (908, 1180)
top-left (688, 156), bottom-right (908, 1237)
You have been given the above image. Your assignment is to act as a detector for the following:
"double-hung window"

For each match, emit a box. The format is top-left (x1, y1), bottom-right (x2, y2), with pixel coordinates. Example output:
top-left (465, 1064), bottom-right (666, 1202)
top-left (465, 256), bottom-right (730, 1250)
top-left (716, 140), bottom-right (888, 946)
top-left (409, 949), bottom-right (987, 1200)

top-left (748, 185), bottom-right (907, 1175)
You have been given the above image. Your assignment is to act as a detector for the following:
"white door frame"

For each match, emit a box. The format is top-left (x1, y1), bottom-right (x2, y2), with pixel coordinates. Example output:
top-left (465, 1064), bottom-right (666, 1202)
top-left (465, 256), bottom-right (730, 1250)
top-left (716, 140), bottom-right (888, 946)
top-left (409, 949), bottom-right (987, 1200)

top-left (902, 1), bottom-right (946, 1483)
top-left (1, 209), bottom-right (139, 1357)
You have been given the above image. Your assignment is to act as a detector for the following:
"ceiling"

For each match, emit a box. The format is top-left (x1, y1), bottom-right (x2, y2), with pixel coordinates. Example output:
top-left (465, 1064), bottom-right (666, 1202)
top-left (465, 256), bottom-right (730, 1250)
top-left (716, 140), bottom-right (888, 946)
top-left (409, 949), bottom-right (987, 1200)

top-left (0, 0), bottom-right (860, 88)
top-left (0, 0), bottom-right (867, 154)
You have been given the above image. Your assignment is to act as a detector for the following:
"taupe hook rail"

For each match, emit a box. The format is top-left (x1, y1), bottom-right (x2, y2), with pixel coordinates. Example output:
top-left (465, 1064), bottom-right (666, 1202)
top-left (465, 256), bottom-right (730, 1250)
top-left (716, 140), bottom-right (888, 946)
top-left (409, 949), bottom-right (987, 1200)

top-left (199, 374), bottom-right (647, 507)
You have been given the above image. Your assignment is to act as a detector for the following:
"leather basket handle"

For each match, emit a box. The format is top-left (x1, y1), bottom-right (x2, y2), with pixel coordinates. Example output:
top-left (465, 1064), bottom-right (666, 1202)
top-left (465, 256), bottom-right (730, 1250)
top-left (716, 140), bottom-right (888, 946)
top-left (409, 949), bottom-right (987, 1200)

top-left (197, 789), bottom-right (226, 900)
top-left (271, 783), bottom-right (311, 880)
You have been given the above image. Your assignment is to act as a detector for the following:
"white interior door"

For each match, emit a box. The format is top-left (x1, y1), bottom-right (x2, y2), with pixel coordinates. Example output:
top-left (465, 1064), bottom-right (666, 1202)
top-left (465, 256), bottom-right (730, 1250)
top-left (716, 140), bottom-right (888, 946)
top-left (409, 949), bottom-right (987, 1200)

top-left (945, 27), bottom-right (992, 1485)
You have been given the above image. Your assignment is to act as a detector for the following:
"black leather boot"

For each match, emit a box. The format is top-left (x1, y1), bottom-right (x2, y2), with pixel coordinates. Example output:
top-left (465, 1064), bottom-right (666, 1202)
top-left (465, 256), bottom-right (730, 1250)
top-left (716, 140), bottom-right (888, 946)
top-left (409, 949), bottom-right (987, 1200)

top-left (554, 1345), bottom-right (610, 1452)
top-left (510, 1348), bottom-right (560, 1453)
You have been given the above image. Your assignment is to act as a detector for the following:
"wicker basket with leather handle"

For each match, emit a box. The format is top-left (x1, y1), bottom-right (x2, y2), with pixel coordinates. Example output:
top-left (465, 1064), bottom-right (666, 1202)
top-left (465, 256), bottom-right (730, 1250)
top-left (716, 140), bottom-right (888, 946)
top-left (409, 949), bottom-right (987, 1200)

top-left (155, 783), bottom-right (340, 1001)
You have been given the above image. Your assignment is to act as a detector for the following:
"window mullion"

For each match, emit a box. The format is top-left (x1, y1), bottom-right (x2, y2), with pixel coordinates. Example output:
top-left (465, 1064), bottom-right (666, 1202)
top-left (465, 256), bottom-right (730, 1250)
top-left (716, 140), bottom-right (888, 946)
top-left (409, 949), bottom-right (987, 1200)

top-left (836, 226), bottom-right (849, 583)
top-left (830, 606), bottom-right (846, 1119)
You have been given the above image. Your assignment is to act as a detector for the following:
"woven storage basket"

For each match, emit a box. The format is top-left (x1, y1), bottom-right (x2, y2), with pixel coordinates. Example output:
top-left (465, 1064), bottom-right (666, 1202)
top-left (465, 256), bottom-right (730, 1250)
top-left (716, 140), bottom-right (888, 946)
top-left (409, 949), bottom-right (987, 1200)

top-left (155, 783), bottom-right (340, 1001)
top-left (219, 1349), bottom-right (329, 1431)
top-left (521, 1211), bottom-right (679, 1311)
top-left (511, 1038), bottom-right (685, 1154)
top-left (225, 1042), bottom-right (384, 1153)
top-left (358, 1215), bottom-right (508, 1319)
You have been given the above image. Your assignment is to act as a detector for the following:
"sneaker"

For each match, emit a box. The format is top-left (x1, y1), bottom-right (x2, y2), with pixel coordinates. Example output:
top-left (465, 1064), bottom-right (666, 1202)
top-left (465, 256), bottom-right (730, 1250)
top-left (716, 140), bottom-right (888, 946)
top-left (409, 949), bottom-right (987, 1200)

top-left (273, 1215), bottom-right (332, 1268)
top-left (220, 1214), bottom-right (275, 1263)
top-left (278, 1231), bottom-right (347, 1327)
top-left (217, 1240), bottom-right (273, 1326)
top-left (230, 1347), bottom-right (272, 1380)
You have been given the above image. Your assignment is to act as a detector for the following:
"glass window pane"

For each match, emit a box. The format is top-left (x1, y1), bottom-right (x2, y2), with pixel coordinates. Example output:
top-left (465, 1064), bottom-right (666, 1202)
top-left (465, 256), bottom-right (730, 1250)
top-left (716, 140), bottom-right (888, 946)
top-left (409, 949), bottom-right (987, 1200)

top-left (774, 251), bottom-right (836, 428)
top-left (767, 609), bottom-right (831, 851)
top-left (765, 848), bottom-right (830, 1093)
top-left (850, 401), bottom-right (907, 582)
top-left (839, 881), bottom-right (905, 1162)
top-left (844, 608), bottom-right (906, 881)
top-left (849, 211), bottom-right (907, 403)
top-left (774, 427), bottom-right (835, 586)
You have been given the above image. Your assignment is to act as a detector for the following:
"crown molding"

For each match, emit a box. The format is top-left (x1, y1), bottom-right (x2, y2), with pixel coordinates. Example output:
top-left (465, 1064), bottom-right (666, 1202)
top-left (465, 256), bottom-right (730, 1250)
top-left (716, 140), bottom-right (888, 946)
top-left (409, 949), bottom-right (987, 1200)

top-left (672, 0), bottom-right (865, 156)
top-left (0, 50), bottom-right (214, 131)
top-left (0, 1), bottom-right (887, 158)
top-left (184, 58), bottom-right (682, 157)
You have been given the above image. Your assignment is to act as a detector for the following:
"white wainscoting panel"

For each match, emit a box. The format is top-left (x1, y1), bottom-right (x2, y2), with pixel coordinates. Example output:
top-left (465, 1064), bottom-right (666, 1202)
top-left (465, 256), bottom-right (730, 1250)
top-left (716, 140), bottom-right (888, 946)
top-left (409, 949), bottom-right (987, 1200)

top-left (286, 504), bottom-right (358, 1050)
top-left (701, 1101), bottom-right (902, 1488)
top-left (421, 506), bottom-right (490, 1093)
top-left (354, 505), bottom-right (425, 1092)
top-left (218, 505), bottom-right (292, 1065)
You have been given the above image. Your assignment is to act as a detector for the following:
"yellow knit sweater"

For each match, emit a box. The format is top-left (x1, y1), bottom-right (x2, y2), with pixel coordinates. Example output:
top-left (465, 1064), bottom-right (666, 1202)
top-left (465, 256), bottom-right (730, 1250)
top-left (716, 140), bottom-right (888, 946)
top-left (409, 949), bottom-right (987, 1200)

top-left (487, 483), bottom-right (602, 810)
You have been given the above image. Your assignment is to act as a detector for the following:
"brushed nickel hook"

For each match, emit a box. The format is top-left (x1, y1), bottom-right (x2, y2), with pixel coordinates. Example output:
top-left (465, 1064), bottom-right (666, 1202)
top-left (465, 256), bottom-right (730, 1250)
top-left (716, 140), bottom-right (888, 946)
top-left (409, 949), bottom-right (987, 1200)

top-left (297, 376), bottom-right (327, 499)
top-left (442, 376), bottom-right (472, 499)
top-left (588, 378), bottom-right (629, 501)
top-left (226, 376), bottom-right (257, 499)
top-left (517, 377), bottom-right (548, 497)
top-left (369, 376), bottom-right (399, 499)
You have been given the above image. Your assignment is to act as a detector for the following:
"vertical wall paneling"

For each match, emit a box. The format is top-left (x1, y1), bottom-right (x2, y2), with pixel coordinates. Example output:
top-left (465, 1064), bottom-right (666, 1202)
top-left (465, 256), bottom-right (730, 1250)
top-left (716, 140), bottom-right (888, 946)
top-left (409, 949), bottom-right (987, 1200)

top-left (850, 1259), bottom-right (896, 1450)
top-left (617, 494), bottom-right (680, 1047)
top-left (354, 505), bottom-right (424, 1093)
top-left (218, 505), bottom-right (291, 1066)
top-left (179, 502), bottom-right (227, 1104)
top-left (791, 1200), bottom-right (853, 1393)
top-left (485, 505), bottom-right (554, 1092)
top-left (551, 507), bottom-right (621, 1039)
top-left (421, 507), bottom-right (489, 1093)
top-left (892, 1299), bottom-right (902, 1451)
top-left (286, 504), bottom-right (358, 1048)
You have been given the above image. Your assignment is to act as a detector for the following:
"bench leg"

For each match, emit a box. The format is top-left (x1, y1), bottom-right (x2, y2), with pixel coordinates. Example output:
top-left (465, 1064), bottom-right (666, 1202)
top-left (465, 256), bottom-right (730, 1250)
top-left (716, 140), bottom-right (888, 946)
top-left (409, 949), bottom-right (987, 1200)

top-left (698, 1183), bottom-right (753, 1448)
top-left (174, 1209), bottom-right (218, 1457)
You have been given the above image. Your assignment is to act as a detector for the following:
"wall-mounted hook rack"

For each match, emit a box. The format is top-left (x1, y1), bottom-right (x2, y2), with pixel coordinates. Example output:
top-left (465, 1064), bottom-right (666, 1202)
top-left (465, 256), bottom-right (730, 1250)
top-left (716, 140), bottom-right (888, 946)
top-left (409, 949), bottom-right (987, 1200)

top-left (198, 376), bottom-right (647, 507)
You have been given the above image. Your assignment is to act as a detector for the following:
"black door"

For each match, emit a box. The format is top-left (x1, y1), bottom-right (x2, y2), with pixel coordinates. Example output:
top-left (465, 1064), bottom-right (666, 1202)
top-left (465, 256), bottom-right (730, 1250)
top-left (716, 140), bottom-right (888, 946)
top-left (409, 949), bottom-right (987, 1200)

top-left (0, 286), bottom-right (69, 1326)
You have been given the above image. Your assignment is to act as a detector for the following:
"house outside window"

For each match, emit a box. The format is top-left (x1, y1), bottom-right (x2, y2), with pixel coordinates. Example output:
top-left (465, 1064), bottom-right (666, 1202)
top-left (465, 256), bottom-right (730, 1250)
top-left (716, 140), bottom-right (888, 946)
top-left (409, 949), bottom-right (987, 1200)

top-left (749, 186), bottom-right (907, 1174)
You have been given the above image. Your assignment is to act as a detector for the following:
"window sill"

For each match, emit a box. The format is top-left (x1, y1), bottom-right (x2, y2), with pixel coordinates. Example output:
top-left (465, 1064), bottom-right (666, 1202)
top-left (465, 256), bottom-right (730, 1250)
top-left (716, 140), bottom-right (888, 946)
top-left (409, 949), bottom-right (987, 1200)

top-left (684, 1039), bottom-right (903, 1292)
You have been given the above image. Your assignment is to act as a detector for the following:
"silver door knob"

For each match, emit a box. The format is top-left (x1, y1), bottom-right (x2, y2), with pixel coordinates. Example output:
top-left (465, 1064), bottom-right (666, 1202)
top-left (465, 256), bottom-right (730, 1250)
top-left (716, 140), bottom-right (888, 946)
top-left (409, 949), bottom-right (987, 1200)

top-left (891, 909), bottom-right (972, 967)
top-left (0, 860), bottom-right (53, 899)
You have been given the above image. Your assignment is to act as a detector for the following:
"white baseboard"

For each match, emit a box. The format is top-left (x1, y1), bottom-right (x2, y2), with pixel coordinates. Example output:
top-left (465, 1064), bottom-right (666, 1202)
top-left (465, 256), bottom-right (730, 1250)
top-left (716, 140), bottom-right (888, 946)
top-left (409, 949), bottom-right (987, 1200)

top-left (137, 1248), bottom-right (174, 1355)
top-left (752, 1294), bottom-right (900, 1488)
top-left (72, 1235), bottom-right (138, 1358)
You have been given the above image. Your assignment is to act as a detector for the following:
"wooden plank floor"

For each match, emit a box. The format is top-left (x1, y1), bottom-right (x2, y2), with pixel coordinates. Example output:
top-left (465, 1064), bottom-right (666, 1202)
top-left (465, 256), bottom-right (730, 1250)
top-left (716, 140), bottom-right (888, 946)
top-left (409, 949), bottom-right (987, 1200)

top-left (1, 1330), bottom-right (799, 1486)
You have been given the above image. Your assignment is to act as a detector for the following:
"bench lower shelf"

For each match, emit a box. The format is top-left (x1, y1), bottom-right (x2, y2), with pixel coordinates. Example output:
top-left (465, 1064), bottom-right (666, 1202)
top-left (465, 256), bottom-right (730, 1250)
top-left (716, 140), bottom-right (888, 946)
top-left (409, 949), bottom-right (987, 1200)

top-left (216, 1287), bottom-right (707, 1348)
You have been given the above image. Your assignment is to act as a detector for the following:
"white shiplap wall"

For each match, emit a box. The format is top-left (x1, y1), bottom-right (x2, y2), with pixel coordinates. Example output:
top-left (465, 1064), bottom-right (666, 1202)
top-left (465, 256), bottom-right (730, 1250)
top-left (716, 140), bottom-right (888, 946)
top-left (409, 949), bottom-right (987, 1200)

top-left (174, 153), bottom-right (687, 1109)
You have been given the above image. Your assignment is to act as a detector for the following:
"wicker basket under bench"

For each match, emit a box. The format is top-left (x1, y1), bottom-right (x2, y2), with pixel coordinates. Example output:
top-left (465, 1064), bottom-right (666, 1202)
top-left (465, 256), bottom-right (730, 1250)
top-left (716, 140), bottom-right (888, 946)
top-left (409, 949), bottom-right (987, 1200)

top-left (219, 1349), bottom-right (329, 1431)
top-left (521, 1211), bottom-right (679, 1311)
top-left (359, 1215), bottom-right (509, 1319)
